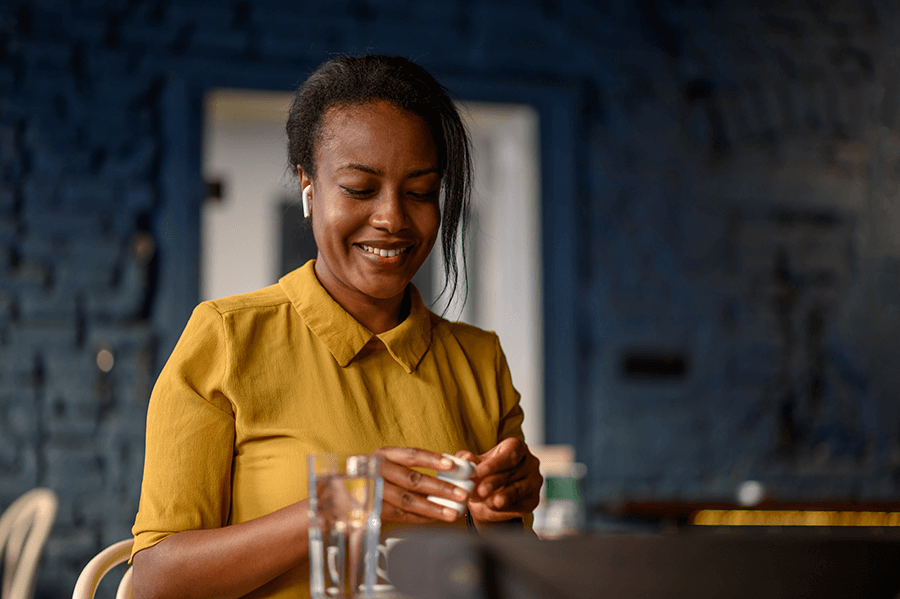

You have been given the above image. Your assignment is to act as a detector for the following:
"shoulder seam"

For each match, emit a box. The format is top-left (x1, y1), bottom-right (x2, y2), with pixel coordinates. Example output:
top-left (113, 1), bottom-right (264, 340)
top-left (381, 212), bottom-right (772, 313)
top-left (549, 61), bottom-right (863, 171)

top-left (203, 297), bottom-right (292, 316)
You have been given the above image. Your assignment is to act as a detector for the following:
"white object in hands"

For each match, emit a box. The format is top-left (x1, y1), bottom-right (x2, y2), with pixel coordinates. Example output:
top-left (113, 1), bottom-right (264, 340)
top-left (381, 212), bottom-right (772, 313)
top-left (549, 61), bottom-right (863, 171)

top-left (438, 453), bottom-right (476, 480)
top-left (427, 453), bottom-right (476, 515)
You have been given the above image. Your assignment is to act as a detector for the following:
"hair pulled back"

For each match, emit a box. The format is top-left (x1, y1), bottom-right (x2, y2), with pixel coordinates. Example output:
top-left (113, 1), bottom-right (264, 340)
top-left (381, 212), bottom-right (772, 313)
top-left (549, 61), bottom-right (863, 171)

top-left (286, 54), bottom-right (472, 309)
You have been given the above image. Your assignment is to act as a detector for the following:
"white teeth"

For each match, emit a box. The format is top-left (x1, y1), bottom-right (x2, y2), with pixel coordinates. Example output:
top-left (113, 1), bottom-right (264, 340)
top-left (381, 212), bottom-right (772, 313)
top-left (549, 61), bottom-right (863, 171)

top-left (362, 245), bottom-right (408, 258)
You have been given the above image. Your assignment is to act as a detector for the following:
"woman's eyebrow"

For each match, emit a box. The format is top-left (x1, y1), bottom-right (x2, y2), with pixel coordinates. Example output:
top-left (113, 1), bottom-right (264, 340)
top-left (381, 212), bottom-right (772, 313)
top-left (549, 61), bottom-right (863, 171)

top-left (338, 164), bottom-right (439, 179)
top-left (408, 167), bottom-right (439, 179)
top-left (340, 163), bottom-right (382, 175)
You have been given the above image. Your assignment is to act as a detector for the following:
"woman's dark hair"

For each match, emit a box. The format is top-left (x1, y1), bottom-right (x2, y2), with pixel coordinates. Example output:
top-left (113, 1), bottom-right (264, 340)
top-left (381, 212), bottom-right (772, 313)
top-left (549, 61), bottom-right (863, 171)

top-left (286, 54), bottom-right (472, 310)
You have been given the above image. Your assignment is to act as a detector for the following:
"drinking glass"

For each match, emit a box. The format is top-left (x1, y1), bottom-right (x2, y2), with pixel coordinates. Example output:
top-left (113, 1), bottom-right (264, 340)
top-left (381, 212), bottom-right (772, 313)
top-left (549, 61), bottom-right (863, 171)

top-left (308, 454), bottom-right (384, 599)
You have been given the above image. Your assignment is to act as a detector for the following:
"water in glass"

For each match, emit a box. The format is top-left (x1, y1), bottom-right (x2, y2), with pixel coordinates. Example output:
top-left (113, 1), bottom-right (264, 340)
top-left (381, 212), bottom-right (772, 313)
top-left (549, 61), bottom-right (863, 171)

top-left (309, 454), bottom-right (383, 599)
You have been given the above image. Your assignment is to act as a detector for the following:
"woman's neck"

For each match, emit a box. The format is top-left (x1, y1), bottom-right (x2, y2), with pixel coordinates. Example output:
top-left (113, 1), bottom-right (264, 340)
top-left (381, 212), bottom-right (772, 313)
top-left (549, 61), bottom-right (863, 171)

top-left (345, 292), bottom-right (410, 335)
top-left (313, 263), bottom-right (411, 335)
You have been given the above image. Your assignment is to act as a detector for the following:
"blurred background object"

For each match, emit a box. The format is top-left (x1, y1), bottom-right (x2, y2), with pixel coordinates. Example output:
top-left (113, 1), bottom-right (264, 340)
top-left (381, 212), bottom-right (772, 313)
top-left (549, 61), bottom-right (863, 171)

top-left (531, 445), bottom-right (588, 539)
top-left (3, 0), bottom-right (900, 596)
top-left (71, 539), bottom-right (133, 599)
top-left (0, 488), bottom-right (57, 599)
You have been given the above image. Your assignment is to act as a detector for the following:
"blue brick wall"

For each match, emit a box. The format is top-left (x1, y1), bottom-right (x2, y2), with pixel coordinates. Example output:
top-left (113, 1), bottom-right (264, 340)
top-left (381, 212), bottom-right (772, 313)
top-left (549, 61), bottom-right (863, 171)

top-left (576, 0), bottom-right (900, 507)
top-left (2, 0), bottom-right (900, 596)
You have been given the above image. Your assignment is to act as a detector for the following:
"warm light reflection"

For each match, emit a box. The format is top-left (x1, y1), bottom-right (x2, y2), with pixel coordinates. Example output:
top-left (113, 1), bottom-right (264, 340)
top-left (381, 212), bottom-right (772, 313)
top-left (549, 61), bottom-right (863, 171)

top-left (693, 509), bottom-right (900, 527)
top-left (96, 349), bottom-right (115, 373)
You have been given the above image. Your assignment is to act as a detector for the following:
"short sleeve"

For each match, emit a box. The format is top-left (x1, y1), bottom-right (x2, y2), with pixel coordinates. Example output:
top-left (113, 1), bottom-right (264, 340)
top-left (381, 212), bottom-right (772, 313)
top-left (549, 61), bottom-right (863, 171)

top-left (131, 303), bottom-right (236, 559)
top-left (494, 335), bottom-right (525, 443)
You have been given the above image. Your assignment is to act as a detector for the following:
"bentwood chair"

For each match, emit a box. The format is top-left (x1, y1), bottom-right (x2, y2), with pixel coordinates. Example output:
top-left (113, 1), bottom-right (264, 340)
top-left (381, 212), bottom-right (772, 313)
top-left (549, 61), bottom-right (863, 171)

top-left (0, 488), bottom-right (58, 599)
top-left (72, 539), bottom-right (134, 599)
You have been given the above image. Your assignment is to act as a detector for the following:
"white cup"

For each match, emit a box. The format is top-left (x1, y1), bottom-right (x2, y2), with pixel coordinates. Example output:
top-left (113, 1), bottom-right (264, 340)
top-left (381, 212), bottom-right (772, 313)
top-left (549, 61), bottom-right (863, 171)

top-left (375, 537), bottom-right (404, 583)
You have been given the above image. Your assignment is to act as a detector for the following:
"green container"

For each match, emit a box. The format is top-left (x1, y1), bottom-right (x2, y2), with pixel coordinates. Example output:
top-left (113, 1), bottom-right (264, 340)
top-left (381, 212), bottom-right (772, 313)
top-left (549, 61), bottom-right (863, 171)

top-left (545, 476), bottom-right (581, 503)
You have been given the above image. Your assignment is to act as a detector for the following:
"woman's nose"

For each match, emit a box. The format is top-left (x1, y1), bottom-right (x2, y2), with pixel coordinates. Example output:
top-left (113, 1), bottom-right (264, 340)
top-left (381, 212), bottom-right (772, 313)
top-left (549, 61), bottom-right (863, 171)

top-left (370, 191), bottom-right (408, 232)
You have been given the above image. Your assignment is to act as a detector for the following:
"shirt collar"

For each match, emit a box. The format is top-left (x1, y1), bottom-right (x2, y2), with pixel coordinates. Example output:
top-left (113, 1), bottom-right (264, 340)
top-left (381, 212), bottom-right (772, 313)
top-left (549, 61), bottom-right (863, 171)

top-left (376, 284), bottom-right (432, 374)
top-left (279, 260), bottom-right (433, 373)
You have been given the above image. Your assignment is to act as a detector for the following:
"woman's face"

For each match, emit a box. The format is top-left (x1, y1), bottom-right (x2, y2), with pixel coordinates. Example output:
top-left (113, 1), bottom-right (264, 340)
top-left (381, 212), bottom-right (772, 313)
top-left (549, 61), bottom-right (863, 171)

top-left (305, 100), bottom-right (441, 309)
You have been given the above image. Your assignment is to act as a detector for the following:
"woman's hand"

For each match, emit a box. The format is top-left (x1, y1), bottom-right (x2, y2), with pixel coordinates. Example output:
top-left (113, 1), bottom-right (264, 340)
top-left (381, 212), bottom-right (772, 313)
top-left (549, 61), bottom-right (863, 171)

top-left (372, 446), bottom-right (471, 524)
top-left (458, 438), bottom-right (542, 526)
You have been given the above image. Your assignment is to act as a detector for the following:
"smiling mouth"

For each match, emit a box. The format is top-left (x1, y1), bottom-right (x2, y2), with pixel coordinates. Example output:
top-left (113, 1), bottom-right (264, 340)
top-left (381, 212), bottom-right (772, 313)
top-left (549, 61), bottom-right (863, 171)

top-left (359, 244), bottom-right (411, 258)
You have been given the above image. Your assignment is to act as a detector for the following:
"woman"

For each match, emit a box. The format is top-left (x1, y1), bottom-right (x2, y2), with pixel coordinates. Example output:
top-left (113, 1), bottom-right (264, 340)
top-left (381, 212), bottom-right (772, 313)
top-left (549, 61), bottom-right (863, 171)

top-left (131, 55), bottom-right (542, 599)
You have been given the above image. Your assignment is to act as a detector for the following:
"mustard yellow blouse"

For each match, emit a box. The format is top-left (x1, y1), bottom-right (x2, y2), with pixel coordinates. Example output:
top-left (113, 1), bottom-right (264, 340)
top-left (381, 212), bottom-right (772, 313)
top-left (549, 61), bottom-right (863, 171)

top-left (132, 260), bottom-right (524, 598)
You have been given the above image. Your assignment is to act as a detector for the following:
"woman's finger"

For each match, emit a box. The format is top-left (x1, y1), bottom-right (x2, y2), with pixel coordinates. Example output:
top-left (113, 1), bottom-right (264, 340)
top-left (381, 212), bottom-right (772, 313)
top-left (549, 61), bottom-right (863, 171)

top-left (374, 446), bottom-right (472, 524)
top-left (380, 499), bottom-right (437, 524)
top-left (467, 497), bottom-right (534, 523)
top-left (374, 446), bottom-right (456, 472)
top-left (473, 463), bottom-right (529, 499)
top-left (484, 475), bottom-right (542, 512)
top-left (473, 438), bottom-right (527, 479)
top-left (455, 449), bottom-right (478, 463)
top-left (475, 466), bottom-right (542, 509)
top-left (380, 460), bottom-right (471, 502)
top-left (474, 453), bottom-right (538, 499)
top-left (468, 477), bottom-right (541, 521)
top-left (473, 452), bottom-right (542, 503)
top-left (381, 481), bottom-right (462, 523)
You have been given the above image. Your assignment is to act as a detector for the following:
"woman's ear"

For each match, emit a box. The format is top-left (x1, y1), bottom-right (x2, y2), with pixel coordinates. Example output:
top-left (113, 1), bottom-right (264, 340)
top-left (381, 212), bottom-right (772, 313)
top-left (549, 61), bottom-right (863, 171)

top-left (296, 165), bottom-right (311, 189)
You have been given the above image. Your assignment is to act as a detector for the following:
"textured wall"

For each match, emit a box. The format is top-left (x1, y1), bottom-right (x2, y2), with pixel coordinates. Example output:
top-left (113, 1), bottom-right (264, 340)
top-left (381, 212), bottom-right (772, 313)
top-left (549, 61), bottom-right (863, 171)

top-left (579, 0), bottom-right (900, 504)
top-left (1, 0), bottom-right (900, 597)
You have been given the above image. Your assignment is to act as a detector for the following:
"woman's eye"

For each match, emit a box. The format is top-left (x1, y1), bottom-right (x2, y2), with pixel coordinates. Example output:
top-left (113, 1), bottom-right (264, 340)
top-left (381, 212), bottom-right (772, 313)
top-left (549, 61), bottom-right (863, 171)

top-left (410, 190), bottom-right (439, 201)
top-left (340, 186), bottom-right (373, 197)
top-left (338, 186), bottom-right (438, 200)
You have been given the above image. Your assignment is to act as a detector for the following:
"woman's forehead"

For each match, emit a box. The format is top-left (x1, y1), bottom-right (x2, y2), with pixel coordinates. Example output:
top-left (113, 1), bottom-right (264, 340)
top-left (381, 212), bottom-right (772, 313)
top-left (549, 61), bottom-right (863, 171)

top-left (315, 100), bottom-right (438, 171)
top-left (320, 100), bottom-right (421, 137)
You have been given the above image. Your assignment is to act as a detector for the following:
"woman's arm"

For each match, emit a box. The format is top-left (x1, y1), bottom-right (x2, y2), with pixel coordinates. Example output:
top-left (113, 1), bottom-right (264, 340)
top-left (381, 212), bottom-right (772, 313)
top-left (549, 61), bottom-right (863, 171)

top-left (132, 500), bottom-right (309, 599)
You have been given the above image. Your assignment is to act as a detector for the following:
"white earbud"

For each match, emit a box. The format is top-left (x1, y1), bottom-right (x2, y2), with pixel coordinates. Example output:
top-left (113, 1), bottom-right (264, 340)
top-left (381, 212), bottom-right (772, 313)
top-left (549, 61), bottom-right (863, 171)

top-left (427, 454), bottom-right (476, 515)
top-left (302, 185), bottom-right (311, 218)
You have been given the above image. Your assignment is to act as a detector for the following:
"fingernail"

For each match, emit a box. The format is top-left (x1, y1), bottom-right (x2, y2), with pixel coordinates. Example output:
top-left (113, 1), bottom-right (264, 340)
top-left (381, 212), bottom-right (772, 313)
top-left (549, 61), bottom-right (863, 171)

top-left (443, 508), bottom-right (458, 519)
top-left (480, 483), bottom-right (493, 497)
top-left (454, 488), bottom-right (468, 500)
top-left (440, 457), bottom-right (454, 468)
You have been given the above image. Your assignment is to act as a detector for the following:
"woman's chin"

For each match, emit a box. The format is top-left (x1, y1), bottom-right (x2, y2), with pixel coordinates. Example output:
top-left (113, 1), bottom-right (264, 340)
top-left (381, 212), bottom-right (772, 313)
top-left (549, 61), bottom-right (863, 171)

top-left (353, 280), bottom-right (412, 302)
top-left (348, 257), bottom-right (424, 300)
